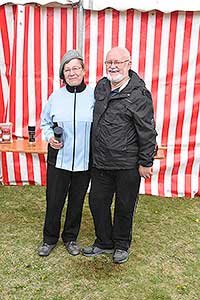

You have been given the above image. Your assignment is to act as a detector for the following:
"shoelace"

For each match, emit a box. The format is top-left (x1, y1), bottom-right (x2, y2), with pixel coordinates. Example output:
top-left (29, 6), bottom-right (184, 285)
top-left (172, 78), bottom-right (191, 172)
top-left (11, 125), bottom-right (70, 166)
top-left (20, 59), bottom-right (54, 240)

top-left (115, 249), bottom-right (125, 255)
top-left (70, 241), bottom-right (76, 245)
top-left (69, 241), bottom-right (77, 246)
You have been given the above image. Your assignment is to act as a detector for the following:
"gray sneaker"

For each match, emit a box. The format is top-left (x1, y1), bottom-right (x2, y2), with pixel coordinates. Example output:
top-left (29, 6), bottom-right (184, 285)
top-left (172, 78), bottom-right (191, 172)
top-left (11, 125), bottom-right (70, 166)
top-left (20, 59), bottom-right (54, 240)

top-left (38, 243), bottom-right (56, 257)
top-left (82, 246), bottom-right (113, 257)
top-left (64, 241), bottom-right (81, 256)
top-left (113, 249), bottom-right (129, 264)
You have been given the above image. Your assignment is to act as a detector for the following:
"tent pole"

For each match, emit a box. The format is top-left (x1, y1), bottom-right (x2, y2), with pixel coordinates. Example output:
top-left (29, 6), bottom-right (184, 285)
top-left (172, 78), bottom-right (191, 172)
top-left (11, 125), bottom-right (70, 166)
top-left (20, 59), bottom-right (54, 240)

top-left (78, 0), bottom-right (84, 55)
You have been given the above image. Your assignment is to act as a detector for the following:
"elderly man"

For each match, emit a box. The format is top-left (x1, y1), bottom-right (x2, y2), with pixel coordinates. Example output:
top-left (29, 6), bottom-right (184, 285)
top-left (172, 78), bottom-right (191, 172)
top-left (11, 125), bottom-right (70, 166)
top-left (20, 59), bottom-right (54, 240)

top-left (83, 47), bottom-right (157, 263)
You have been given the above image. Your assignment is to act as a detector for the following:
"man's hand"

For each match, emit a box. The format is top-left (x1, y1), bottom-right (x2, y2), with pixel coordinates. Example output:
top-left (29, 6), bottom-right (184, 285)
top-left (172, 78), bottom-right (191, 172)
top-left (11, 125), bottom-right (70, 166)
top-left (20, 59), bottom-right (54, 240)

top-left (139, 165), bottom-right (153, 179)
top-left (48, 136), bottom-right (63, 150)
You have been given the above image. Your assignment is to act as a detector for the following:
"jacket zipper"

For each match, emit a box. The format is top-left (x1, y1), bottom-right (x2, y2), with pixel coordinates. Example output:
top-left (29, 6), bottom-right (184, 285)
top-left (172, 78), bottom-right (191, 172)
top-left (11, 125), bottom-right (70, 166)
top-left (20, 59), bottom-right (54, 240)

top-left (72, 88), bottom-right (76, 170)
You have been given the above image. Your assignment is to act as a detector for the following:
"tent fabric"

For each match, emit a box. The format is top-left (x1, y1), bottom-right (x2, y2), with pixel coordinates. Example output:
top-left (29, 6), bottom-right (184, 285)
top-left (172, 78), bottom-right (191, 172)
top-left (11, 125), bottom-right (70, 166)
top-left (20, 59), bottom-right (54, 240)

top-left (0, 4), bottom-right (78, 185)
top-left (0, 1), bottom-right (76, 5)
top-left (83, 9), bottom-right (200, 197)
top-left (82, 0), bottom-right (200, 12)
top-left (1, 1), bottom-right (200, 12)
top-left (0, 4), bottom-right (200, 197)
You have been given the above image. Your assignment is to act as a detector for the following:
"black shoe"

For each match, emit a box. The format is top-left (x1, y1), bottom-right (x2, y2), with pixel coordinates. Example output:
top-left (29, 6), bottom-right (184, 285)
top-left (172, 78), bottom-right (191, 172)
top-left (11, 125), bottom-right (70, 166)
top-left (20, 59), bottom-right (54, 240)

top-left (64, 241), bottom-right (81, 256)
top-left (38, 243), bottom-right (56, 257)
top-left (82, 246), bottom-right (113, 257)
top-left (113, 249), bottom-right (129, 264)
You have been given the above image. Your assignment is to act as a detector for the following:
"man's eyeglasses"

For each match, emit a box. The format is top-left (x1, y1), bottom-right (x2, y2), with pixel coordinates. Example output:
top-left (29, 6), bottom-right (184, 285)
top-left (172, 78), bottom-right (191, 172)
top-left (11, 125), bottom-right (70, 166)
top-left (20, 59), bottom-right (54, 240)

top-left (104, 59), bottom-right (129, 67)
top-left (64, 66), bottom-right (83, 74)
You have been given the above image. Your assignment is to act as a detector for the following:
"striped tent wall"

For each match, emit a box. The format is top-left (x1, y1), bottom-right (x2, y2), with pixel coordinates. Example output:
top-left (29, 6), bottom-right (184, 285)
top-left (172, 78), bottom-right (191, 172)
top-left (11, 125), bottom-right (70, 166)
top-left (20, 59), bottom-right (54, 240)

top-left (0, 4), bottom-right (78, 185)
top-left (83, 9), bottom-right (200, 198)
top-left (0, 5), bottom-right (14, 181)
top-left (0, 5), bottom-right (200, 197)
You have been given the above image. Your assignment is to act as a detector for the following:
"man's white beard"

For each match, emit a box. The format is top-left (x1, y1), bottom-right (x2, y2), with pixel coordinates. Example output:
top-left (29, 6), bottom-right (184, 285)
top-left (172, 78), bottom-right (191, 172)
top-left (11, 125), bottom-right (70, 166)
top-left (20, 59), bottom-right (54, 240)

top-left (107, 73), bottom-right (126, 83)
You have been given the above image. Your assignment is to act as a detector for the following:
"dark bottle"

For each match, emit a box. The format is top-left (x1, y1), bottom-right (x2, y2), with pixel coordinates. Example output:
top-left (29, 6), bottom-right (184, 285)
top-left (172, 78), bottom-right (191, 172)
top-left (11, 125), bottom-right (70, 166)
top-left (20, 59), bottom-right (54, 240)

top-left (28, 125), bottom-right (36, 143)
top-left (54, 126), bottom-right (64, 143)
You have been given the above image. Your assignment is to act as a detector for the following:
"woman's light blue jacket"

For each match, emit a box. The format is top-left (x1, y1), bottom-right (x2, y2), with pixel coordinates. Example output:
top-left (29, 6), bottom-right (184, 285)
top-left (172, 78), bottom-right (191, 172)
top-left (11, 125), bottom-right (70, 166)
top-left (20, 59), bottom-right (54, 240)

top-left (41, 84), bottom-right (94, 171)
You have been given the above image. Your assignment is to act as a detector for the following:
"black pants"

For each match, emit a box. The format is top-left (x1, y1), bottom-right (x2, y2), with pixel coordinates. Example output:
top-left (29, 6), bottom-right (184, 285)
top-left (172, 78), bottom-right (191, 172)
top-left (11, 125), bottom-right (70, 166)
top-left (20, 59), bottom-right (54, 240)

top-left (89, 167), bottom-right (141, 251)
top-left (43, 164), bottom-right (90, 244)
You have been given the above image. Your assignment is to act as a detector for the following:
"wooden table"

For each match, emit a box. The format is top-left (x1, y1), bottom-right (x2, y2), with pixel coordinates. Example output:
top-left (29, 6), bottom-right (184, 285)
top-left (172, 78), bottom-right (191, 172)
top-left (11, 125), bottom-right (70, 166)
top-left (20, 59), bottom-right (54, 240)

top-left (0, 140), bottom-right (166, 185)
top-left (0, 139), bottom-right (166, 159)
top-left (0, 139), bottom-right (48, 154)
top-left (154, 146), bottom-right (167, 159)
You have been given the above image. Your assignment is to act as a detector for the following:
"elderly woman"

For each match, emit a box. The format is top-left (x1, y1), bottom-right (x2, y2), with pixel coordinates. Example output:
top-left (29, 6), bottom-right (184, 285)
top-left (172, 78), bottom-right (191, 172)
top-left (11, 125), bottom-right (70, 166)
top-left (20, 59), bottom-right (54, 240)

top-left (38, 50), bottom-right (94, 257)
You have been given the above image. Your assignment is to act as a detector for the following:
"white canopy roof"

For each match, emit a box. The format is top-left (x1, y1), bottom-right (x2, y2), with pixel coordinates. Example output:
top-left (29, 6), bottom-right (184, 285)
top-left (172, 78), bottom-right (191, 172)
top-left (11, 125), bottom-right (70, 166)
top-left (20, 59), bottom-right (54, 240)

top-left (82, 0), bottom-right (200, 12)
top-left (1, 0), bottom-right (200, 12)
top-left (0, 0), bottom-right (77, 5)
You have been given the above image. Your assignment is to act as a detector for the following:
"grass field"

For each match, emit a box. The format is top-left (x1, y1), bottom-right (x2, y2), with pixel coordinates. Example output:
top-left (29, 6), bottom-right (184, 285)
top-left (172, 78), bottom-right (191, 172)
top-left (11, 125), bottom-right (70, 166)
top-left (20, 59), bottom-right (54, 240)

top-left (0, 185), bottom-right (200, 300)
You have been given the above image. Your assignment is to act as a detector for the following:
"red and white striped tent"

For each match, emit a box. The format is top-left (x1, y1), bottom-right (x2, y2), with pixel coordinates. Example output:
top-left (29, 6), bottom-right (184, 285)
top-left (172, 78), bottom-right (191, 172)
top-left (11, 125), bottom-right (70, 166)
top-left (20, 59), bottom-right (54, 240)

top-left (0, 0), bottom-right (200, 197)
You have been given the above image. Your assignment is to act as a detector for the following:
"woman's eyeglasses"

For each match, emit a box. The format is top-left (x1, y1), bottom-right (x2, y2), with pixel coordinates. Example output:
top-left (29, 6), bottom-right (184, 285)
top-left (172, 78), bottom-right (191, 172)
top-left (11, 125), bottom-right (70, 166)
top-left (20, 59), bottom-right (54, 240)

top-left (64, 66), bottom-right (83, 74)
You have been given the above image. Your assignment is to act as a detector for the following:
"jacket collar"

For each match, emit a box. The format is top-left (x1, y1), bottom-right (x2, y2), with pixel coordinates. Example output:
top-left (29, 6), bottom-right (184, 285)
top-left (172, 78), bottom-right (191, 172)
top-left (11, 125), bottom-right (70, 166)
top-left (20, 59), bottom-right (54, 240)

top-left (95, 70), bottom-right (145, 100)
top-left (66, 79), bottom-right (86, 93)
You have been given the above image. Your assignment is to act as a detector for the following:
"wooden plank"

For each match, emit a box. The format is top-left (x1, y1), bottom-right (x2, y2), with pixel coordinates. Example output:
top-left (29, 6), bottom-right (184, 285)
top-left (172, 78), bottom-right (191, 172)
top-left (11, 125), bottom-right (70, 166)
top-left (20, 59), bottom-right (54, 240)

top-left (0, 139), bottom-right (48, 154)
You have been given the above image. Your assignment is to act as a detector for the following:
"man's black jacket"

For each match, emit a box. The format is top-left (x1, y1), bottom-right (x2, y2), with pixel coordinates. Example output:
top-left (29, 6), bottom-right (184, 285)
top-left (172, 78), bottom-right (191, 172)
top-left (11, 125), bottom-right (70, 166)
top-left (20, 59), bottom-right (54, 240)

top-left (92, 69), bottom-right (157, 169)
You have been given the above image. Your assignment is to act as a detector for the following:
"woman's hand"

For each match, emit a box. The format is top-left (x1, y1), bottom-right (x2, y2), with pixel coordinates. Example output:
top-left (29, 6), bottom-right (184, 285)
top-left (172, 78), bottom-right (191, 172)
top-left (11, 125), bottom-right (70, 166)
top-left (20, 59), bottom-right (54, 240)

top-left (48, 136), bottom-right (63, 149)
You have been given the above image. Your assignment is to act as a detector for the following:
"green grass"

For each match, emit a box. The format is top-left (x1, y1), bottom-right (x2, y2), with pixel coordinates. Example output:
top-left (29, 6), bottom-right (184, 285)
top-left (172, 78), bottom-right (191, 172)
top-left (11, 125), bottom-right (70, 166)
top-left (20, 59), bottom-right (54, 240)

top-left (0, 185), bottom-right (200, 300)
